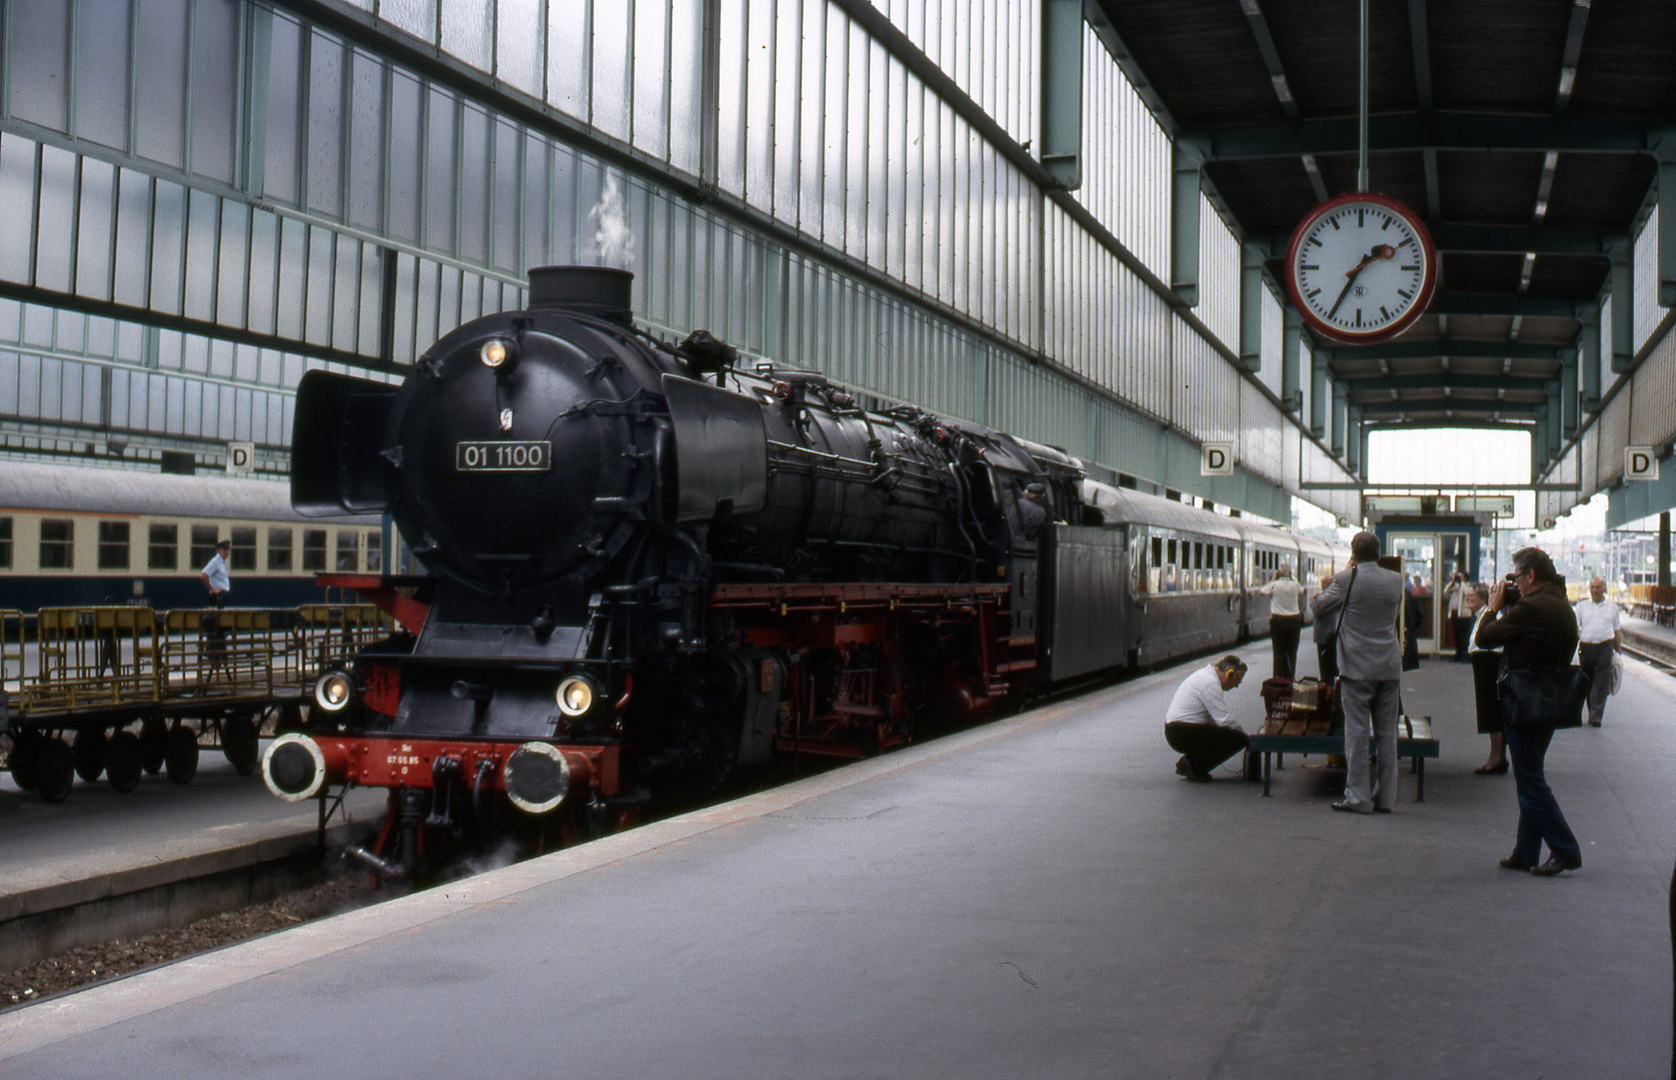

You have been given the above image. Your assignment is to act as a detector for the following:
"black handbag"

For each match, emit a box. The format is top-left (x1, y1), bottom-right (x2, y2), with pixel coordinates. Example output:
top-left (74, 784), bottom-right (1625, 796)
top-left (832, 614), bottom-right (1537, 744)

top-left (1498, 665), bottom-right (1590, 730)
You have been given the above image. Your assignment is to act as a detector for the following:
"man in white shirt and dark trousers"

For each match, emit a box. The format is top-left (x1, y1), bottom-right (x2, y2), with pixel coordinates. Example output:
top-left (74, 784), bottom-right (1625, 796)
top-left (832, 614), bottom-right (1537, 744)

top-left (1255, 564), bottom-right (1307, 680)
top-left (1574, 576), bottom-right (1621, 727)
top-left (1165, 655), bottom-right (1249, 782)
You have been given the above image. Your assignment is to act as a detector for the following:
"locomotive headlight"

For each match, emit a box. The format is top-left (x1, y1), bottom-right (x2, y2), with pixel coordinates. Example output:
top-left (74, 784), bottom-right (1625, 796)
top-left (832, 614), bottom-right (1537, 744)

top-left (314, 670), bottom-right (354, 713)
top-left (479, 338), bottom-right (515, 368)
top-left (555, 674), bottom-right (597, 717)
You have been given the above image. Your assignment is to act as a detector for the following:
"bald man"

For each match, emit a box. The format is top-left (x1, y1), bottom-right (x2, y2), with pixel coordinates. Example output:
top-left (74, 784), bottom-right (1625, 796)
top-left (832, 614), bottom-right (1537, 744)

top-left (1574, 577), bottom-right (1622, 727)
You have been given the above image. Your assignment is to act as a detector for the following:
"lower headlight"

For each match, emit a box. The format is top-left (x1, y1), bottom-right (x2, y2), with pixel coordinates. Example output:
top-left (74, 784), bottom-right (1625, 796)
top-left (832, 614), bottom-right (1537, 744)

top-left (555, 674), bottom-right (597, 717)
top-left (504, 742), bottom-right (571, 814)
top-left (314, 670), bottom-right (354, 713)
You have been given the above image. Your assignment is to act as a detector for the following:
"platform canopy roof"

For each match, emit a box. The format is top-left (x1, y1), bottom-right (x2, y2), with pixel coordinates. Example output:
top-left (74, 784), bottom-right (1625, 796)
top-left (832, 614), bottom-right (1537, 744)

top-left (1089, 0), bottom-right (1674, 433)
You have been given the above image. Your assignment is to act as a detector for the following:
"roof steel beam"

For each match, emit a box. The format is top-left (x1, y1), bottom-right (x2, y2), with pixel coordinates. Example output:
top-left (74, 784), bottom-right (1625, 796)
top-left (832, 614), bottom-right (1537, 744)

top-left (1316, 339), bottom-right (1569, 362)
top-left (1356, 400), bottom-right (1541, 418)
top-left (1262, 223), bottom-right (1618, 255)
top-left (1428, 291), bottom-right (1580, 318)
top-left (1345, 374), bottom-right (1550, 394)
top-left (1553, 0), bottom-right (1591, 119)
top-left (1183, 111), bottom-right (1661, 161)
top-left (1238, 1), bottom-right (1301, 122)
top-left (1407, 0), bottom-right (1441, 220)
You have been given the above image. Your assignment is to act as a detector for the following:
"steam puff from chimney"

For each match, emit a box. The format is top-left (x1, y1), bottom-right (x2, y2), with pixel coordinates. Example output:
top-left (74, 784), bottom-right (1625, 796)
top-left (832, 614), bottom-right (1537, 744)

top-left (589, 173), bottom-right (637, 270)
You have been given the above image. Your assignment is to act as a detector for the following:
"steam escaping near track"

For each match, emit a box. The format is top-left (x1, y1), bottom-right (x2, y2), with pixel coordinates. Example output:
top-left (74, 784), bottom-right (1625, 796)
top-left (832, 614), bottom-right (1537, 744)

top-left (589, 174), bottom-right (637, 270)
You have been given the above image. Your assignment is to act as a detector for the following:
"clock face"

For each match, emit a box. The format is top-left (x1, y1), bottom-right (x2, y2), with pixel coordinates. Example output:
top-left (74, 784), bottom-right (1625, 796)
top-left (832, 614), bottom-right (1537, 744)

top-left (1285, 192), bottom-right (1438, 345)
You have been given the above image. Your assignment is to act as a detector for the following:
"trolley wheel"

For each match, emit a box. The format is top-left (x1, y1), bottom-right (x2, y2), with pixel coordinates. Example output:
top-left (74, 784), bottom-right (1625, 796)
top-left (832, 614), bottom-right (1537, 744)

top-left (36, 739), bottom-right (75, 804)
top-left (106, 731), bottom-right (143, 794)
top-left (164, 724), bottom-right (200, 785)
top-left (72, 725), bottom-right (109, 783)
top-left (140, 716), bottom-right (168, 775)
top-left (222, 714), bottom-right (259, 777)
top-left (9, 730), bottom-right (42, 792)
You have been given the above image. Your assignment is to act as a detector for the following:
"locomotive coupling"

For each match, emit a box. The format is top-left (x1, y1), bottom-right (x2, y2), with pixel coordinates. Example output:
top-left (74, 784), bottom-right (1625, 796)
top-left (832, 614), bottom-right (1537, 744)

top-left (262, 733), bottom-right (351, 801)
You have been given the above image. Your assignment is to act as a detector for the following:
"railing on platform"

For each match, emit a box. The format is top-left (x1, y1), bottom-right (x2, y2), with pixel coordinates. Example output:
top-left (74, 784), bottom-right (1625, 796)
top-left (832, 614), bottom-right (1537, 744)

top-left (4, 603), bottom-right (390, 723)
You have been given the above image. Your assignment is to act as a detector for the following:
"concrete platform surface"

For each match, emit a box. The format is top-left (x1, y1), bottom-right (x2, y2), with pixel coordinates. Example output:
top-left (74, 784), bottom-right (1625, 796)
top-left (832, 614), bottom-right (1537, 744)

top-left (1, 645), bottom-right (1671, 1080)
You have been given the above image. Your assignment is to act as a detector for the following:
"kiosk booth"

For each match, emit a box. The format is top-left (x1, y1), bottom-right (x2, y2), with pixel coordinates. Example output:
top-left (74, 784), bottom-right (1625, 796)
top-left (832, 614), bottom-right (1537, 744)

top-left (1370, 507), bottom-right (1494, 658)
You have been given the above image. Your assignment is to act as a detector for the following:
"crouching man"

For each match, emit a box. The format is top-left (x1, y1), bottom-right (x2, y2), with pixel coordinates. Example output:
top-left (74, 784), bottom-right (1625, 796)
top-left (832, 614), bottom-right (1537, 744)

top-left (1165, 655), bottom-right (1249, 782)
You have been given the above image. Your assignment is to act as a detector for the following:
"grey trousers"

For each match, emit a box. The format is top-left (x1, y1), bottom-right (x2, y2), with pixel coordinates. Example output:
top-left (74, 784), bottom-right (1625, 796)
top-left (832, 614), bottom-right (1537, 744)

top-left (1338, 677), bottom-right (1401, 809)
top-left (1578, 641), bottom-right (1614, 724)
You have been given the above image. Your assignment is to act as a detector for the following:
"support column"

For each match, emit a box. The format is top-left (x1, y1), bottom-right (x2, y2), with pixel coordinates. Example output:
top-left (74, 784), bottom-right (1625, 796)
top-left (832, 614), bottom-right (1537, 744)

top-left (1281, 306), bottom-right (1302, 413)
top-left (1331, 381), bottom-right (1346, 458)
top-left (1560, 351), bottom-right (1579, 438)
top-left (1580, 304), bottom-right (1602, 410)
top-left (1171, 143), bottom-right (1203, 307)
top-left (1610, 240), bottom-right (1635, 373)
top-left (1040, 0), bottom-right (1084, 190)
top-left (1357, 420), bottom-right (1370, 481)
top-left (1661, 511), bottom-right (1671, 590)
top-left (1659, 141), bottom-right (1676, 307)
top-left (1239, 242), bottom-right (1265, 371)
top-left (1346, 405), bottom-right (1361, 474)
top-left (1311, 353), bottom-right (1329, 437)
top-left (699, 0), bottom-right (723, 189)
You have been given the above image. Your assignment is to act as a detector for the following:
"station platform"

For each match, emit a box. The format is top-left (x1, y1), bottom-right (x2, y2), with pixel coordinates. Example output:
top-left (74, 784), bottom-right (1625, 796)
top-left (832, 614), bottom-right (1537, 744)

top-left (2, 644), bottom-right (1671, 1079)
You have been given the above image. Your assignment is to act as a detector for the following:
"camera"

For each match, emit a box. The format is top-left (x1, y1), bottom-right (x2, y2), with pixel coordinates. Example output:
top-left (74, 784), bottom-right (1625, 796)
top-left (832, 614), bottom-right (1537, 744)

top-left (1501, 572), bottom-right (1521, 605)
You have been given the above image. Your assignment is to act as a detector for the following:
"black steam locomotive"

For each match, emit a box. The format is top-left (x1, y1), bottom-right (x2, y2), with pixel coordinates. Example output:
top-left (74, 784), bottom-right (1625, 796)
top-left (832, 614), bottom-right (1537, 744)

top-left (263, 266), bottom-right (1336, 877)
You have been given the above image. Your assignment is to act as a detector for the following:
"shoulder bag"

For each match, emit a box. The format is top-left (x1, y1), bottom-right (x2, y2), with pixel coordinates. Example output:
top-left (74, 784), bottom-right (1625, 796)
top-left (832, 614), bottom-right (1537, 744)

top-left (1498, 664), bottom-right (1590, 730)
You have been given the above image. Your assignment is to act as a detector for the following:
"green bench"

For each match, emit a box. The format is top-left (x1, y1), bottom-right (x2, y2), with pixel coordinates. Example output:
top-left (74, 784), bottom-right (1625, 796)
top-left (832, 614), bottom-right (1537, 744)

top-left (1248, 715), bottom-right (1440, 801)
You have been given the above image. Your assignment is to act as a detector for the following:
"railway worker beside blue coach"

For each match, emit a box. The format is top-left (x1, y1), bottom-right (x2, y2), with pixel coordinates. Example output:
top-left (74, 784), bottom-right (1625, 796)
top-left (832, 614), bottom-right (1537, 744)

top-left (1164, 655), bottom-right (1249, 782)
top-left (199, 538), bottom-right (232, 607)
top-left (1254, 564), bottom-right (1306, 680)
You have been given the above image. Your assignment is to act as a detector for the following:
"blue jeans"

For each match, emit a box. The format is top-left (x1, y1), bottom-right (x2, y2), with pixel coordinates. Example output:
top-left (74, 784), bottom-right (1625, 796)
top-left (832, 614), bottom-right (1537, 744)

top-left (1503, 722), bottom-right (1581, 865)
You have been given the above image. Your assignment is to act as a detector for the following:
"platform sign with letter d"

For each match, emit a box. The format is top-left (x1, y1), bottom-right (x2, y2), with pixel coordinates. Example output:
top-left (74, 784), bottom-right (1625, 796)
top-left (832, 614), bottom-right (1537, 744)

top-left (226, 441), bottom-right (254, 475)
top-left (1201, 442), bottom-right (1235, 477)
top-left (1625, 446), bottom-right (1659, 482)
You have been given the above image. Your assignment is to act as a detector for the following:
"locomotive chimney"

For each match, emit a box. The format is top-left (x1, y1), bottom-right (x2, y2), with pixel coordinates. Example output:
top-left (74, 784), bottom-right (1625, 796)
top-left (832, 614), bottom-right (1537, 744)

top-left (527, 266), bottom-right (635, 327)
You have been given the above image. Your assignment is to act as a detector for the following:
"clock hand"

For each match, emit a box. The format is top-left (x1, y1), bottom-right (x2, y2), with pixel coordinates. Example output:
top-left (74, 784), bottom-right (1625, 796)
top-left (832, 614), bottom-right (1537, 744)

top-left (1326, 244), bottom-right (1398, 319)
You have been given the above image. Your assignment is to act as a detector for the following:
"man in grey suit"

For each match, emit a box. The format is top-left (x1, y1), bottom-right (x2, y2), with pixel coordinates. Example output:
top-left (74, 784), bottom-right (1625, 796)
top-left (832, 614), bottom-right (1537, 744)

top-left (1310, 530), bottom-right (1405, 814)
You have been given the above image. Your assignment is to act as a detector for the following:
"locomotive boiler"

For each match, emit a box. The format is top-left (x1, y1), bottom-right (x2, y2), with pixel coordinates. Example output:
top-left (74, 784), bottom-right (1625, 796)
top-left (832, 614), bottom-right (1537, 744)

top-left (263, 266), bottom-right (1056, 876)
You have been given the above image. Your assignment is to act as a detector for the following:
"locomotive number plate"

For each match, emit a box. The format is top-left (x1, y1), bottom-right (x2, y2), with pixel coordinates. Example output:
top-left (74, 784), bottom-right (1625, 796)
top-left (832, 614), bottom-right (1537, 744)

top-left (455, 440), bottom-right (552, 472)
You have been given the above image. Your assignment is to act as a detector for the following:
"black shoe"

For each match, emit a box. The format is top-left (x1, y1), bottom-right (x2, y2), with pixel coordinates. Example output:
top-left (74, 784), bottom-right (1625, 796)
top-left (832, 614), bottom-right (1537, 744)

top-left (1331, 800), bottom-right (1372, 814)
top-left (1531, 856), bottom-right (1581, 876)
top-left (1373, 806), bottom-right (1393, 814)
top-left (1499, 855), bottom-right (1535, 871)
top-left (1175, 756), bottom-right (1189, 776)
top-left (1587, 719), bottom-right (1602, 727)
top-left (1473, 760), bottom-right (1509, 775)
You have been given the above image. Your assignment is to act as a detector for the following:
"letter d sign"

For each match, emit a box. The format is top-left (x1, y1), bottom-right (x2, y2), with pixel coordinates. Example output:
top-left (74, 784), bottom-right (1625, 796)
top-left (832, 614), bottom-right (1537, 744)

top-left (1202, 442), bottom-right (1235, 477)
top-left (226, 441), bottom-right (254, 475)
top-left (1625, 446), bottom-right (1659, 482)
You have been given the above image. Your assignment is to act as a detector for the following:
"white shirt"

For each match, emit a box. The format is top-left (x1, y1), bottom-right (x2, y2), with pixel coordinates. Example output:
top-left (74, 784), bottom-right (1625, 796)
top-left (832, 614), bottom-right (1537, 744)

top-left (202, 552), bottom-right (231, 593)
top-left (1467, 607), bottom-right (1499, 654)
top-left (1166, 664), bottom-right (1238, 729)
top-left (1256, 577), bottom-right (1306, 617)
top-left (1574, 597), bottom-right (1621, 644)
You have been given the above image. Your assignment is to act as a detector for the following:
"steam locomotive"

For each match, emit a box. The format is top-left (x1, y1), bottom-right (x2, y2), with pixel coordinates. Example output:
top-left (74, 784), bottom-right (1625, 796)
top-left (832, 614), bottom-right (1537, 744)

top-left (263, 266), bottom-right (1336, 878)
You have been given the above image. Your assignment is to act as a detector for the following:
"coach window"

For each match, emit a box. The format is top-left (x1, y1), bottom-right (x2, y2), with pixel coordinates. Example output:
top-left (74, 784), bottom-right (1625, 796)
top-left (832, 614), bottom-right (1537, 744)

top-left (302, 529), bottom-right (327, 572)
top-left (149, 524), bottom-right (178, 570)
top-left (268, 528), bottom-right (293, 571)
top-left (230, 527), bottom-right (257, 572)
top-left (98, 521), bottom-right (131, 570)
top-left (0, 516), bottom-right (11, 569)
top-left (190, 524), bottom-right (219, 569)
top-left (367, 531), bottom-right (382, 573)
top-left (39, 519), bottom-right (73, 569)
top-left (336, 530), bottom-right (359, 571)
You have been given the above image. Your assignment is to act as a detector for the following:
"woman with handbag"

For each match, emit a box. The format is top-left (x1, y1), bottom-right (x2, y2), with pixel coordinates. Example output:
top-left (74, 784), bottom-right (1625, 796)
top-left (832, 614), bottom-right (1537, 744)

top-left (1475, 546), bottom-right (1584, 876)
top-left (1466, 583), bottom-right (1508, 775)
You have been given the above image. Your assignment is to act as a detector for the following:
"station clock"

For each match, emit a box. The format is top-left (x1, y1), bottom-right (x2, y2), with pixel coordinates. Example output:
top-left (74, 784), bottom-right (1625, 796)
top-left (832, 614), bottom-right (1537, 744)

top-left (1284, 192), bottom-right (1438, 345)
